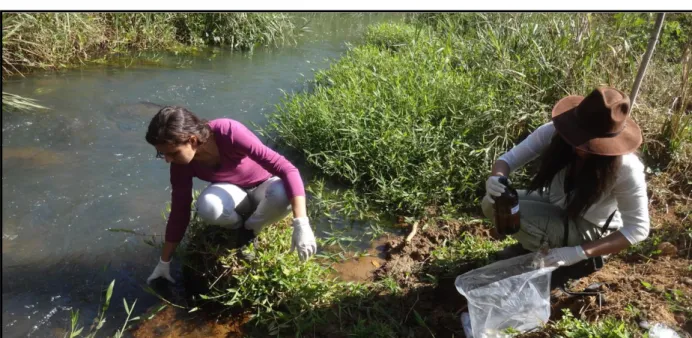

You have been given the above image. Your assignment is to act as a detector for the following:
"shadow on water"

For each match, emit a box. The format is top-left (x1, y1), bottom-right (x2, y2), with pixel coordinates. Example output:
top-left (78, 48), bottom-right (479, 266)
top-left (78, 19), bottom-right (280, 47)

top-left (2, 147), bottom-right (66, 167)
top-left (105, 101), bottom-right (164, 133)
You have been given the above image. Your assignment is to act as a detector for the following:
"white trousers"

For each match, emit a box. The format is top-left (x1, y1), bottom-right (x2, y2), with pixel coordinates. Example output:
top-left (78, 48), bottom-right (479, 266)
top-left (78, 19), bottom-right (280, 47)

top-left (195, 176), bottom-right (292, 233)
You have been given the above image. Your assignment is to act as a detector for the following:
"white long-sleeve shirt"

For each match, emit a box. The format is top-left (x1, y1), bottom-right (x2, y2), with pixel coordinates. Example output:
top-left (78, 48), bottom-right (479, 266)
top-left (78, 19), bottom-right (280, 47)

top-left (498, 122), bottom-right (650, 244)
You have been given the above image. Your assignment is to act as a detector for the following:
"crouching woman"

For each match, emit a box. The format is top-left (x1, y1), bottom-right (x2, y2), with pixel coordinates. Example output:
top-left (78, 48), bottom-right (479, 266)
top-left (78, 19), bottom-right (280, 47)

top-left (145, 106), bottom-right (317, 284)
top-left (481, 87), bottom-right (650, 269)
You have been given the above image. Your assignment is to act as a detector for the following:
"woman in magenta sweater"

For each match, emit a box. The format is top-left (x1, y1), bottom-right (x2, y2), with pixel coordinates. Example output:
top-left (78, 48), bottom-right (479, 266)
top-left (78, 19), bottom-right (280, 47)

top-left (145, 106), bottom-right (316, 284)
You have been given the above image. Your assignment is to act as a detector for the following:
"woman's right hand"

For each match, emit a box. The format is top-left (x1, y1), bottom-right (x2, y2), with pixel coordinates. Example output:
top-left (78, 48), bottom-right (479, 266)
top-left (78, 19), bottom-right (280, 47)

top-left (291, 217), bottom-right (317, 261)
top-left (485, 175), bottom-right (508, 203)
top-left (147, 257), bottom-right (175, 284)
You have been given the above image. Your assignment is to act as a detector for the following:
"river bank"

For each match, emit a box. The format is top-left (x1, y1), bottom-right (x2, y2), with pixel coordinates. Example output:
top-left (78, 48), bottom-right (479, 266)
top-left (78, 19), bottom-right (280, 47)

top-left (164, 13), bottom-right (692, 337)
top-left (3, 12), bottom-right (690, 338)
top-left (2, 13), bottom-right (300, 81)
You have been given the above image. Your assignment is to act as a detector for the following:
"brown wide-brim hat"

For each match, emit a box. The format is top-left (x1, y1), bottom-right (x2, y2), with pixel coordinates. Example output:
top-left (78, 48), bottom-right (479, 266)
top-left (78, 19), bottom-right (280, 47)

top-left (551, 87), bottom-right (643, 156)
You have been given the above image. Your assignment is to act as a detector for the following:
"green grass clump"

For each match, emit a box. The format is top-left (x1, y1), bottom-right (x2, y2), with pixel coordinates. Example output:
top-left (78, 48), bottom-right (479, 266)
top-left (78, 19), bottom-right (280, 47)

top-left (364, 22), bottom-right (418, 51)
top-left (178, 199), bottom-right (371, 336)
top-left (429, 230), bottom-right (515, 277)
top-left (544, 309), bottom-right (641, 338)
top-left (2, 13), bottom-right (181, 79)
top-left (2, 12), bottom-right (297, 80)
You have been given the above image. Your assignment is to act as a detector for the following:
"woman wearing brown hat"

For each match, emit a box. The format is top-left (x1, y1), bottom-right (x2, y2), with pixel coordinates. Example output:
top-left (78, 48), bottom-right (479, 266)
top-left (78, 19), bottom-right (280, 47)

top-left (482, 87), bottom-right (650, 267)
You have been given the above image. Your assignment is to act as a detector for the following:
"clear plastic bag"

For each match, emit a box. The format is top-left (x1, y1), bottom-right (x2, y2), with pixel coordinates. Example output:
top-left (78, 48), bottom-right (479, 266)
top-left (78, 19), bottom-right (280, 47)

top-left (455, 252), bottom-right (557, 337)
top-left (649, 323), bottom-right (681, 338)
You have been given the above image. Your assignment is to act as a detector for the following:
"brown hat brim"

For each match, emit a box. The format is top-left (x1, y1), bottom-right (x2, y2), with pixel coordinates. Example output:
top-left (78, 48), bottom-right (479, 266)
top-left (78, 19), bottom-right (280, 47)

top-left (551, 95), bottom-right (642, 156)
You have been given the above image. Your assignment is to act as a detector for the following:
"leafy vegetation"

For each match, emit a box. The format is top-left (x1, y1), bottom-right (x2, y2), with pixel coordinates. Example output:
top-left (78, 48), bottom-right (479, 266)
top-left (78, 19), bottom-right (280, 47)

top-left (2, 12), bottom-right (297, 80)
top-left (550, 309), bottom-right (639, 338)
top-left (263, 13), bottom-right (692, 218)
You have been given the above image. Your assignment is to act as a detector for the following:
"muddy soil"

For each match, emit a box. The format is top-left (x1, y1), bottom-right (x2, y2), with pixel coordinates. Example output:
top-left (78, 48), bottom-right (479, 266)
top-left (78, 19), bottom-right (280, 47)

top-left (369, 209), bottom-right (691, 337)
top-left (329, 237), bottom-right (389, 282)
top-left (551, 258), bottom-right (692, 330)
top-left (364, 218), bottom-right (498, 337)
top-left (131, 305), bottom-right (249, 338)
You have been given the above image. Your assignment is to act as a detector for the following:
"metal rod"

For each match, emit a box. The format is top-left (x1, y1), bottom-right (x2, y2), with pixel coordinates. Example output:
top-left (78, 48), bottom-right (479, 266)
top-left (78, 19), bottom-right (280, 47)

top-left (630, 13), bottom-right (666, 107)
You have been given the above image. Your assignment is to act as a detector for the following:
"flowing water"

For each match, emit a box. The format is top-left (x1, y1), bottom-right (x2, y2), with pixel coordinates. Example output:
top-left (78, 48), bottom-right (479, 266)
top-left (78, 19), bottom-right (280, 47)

top-left (1, 14), bottom-right (403, 337)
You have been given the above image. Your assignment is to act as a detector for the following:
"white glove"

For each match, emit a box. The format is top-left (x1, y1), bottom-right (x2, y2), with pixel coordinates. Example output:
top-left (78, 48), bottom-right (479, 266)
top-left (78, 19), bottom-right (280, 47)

top-left (291, 217), bottom-right (317, 261)
top-left (147, 257), bottom-right (175, 284)
top-left (544, 246), bottom-right (588, 267)
top-left (485, 175), bottom-right (508, 203)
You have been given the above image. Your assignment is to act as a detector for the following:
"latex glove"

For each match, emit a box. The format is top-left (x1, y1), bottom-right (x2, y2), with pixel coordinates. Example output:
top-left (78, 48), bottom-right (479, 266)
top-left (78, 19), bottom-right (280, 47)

top-left (485, 175), bottom-right (508, 203)
top-left (147, 257), bottom-right (175, 284)
top-left (291, 217), bottom-right (317, 261)
top-left (544, 246), bottom-right (588, 267)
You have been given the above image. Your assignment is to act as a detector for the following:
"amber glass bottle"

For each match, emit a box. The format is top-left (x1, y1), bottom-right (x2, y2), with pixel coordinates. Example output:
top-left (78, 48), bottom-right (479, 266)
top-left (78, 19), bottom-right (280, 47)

top-left (494, 176), bottom-right (521, 235)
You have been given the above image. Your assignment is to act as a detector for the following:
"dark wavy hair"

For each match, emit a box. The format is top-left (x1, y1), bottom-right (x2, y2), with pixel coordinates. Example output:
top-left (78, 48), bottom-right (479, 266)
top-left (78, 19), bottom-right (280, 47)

top-left (145, 106), bottom-right (212, 146)
top-left (527, 133), bottom-right (622, 219)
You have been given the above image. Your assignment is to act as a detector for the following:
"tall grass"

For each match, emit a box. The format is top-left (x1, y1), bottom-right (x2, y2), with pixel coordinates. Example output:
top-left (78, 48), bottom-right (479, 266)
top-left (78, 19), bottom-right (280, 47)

top-left (657, 46), bottom-right (692, 197)
top-left (2, 12), bottom-right (297, 80)
top-left (170, 13), bottom-right (296, 50)
top-left (263, 13), bottom-right (691, 217)
top-left (661, 46), bottom-right (692, 158)
top-left (2, 13), bottom-right (112, 79)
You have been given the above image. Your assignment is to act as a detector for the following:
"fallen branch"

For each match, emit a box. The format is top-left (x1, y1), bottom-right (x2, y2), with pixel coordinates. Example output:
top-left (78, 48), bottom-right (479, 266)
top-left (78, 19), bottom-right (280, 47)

top-left (405, 221), bottom-right (420, 244)
top-left (209, 268), bottom-right (232, 290)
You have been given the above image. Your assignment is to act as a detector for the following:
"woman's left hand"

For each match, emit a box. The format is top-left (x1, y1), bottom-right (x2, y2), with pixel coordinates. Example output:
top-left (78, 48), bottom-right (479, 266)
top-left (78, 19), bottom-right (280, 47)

top-left (544, 246), bottom-right (588, 267)
top-left (291, 217), bottom-right (317, 261)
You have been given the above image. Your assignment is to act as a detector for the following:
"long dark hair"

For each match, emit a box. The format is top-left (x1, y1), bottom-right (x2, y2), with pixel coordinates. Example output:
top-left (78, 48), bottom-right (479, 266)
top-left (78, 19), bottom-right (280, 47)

top-left (527, 133), bottom-right (622, 219)
top-left (145, 106), bottom-right (212, 146)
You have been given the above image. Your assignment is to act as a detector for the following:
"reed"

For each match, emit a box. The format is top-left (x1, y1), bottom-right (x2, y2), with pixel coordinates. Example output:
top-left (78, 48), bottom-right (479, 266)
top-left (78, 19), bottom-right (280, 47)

top-left (2, 12), bottom-right (297, 80)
